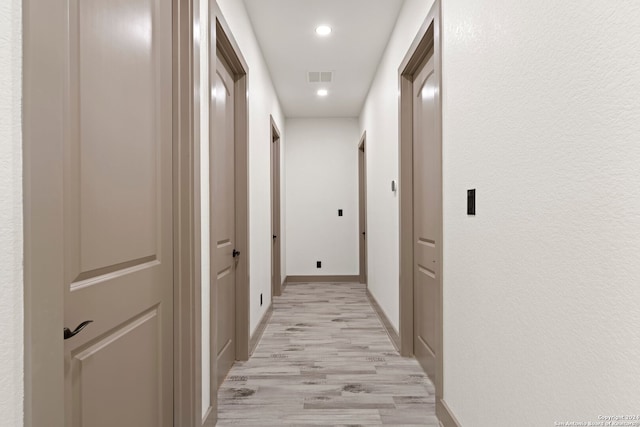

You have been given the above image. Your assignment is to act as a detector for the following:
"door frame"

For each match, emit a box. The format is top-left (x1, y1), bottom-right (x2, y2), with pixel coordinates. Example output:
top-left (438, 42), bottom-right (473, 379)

top-left (270, 115), bottom-right (282, 297)
top-left (358, 132), bottom-right (368, 284)
top-left (397, 0), bottom-right (455, 426)
top-left (175, 0), bottom-right (202, 425)
top-left (23, 1), bottom-right (66, 423)
top-left (23, 0), bottom-right (201, 425)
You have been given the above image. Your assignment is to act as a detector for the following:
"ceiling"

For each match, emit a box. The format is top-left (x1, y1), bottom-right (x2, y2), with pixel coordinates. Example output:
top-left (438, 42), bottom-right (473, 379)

top-left (244, 0), bottom-right (405, 118)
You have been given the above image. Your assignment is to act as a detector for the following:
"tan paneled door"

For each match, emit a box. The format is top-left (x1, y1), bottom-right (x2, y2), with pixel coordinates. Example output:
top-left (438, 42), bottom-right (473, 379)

top-left (213, 52), bottom-right (237, 388)
top-left (271, 118), bottom-right (282, 297)
top-left (53, 0), bottom-right (175, 426)
top-left (358, 135), bottom-right (368, 284)
top-left (412, 52), bottom-right (440, 379)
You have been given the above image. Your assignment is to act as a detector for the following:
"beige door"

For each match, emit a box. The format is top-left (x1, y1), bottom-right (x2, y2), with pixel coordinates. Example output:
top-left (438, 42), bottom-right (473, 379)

top-left (358, 138), bottom-right (368, 284)
top-left (412, 52), bottom-right (440, 380)
top-left (53, 1), bottom-right (175, 426)
top-left (213, 53), bottom-right (237, 388)
top-left (271, 122), bottom-right (282, 297)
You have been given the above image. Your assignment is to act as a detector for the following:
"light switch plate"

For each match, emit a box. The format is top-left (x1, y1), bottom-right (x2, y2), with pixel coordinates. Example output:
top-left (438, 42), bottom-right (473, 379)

top-left (467, 189), bottom-right (476, 215)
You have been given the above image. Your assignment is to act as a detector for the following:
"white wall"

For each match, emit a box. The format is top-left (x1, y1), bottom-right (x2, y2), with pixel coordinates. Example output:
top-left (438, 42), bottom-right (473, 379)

top-left (359, 0), bottom-right (435, 332)
top-left (0, 0), bottom-right (23, 425)
top-left (285, 118), bottom-right (360, 276)
top-left (363, 0), bottom-right (640, 424)
top-left (216, 0), bottom-right (286, 335)
top-left (198, 0), bottom-right (212, 415)
top-left (441, 1), bottom-right (640, 425)
top-left (200, 0), bottom-right (285, 412)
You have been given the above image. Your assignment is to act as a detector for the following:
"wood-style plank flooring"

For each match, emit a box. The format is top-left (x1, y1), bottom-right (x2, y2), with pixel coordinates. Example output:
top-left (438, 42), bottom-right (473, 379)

top-left (217, 282), bottom-right (438, 426)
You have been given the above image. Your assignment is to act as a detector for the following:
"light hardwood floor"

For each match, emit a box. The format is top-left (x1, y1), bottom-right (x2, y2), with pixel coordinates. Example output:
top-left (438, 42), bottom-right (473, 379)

top-left (217, 282), bottom-right (438, 426)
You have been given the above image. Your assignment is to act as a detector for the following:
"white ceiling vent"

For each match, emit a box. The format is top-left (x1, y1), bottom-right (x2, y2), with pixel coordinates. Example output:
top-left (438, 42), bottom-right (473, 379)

top-left (307, 71), bottom-right (333, 84)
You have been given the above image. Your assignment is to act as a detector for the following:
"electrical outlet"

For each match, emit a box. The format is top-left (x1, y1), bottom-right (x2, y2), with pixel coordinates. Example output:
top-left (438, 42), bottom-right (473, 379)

top-left (260, 293), bottom-right (263, 306)
top-left (316, 261), bottom-right (321, 268)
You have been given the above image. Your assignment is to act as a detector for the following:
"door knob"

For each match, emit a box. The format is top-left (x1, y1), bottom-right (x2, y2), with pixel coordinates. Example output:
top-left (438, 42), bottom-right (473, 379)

top-left (232, 249), bottom-right (241, 258)
top-left (272, 235), bottom-right (277, 240)
top-left (63, 320), bottom-right (93, 340)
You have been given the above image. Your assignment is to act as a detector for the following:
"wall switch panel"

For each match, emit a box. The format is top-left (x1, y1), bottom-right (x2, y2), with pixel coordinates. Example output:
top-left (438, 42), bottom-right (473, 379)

top-left (467, 189), bottom-right (476, 215)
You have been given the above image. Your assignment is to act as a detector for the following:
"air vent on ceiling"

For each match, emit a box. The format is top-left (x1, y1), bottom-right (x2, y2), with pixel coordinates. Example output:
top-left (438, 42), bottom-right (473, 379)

top-left (308, 71), bottom-right (333, 83)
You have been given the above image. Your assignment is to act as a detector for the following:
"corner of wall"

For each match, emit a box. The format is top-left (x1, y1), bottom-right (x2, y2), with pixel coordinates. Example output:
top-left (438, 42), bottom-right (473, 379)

top-left (0, 0), bottom-right (24, 424)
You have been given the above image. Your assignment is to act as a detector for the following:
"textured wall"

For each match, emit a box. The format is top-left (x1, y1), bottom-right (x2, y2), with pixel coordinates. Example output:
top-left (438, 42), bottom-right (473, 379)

top-left (358, 0), bottom-right (435, 332)
top-left (199, 0), bottom-right (212, 413)
top-left (0, 0), bottom-right (23, 425)
top-left (284, 118), bottom-right (360, 276)
top-left (200, 0), bottom-right (286, 413)
top-left (216, 0), bottom-right (286, 336)
top-left (442, 0), bottom-right (640, 424)
top-left (361, 0), bottom-right (640, 422)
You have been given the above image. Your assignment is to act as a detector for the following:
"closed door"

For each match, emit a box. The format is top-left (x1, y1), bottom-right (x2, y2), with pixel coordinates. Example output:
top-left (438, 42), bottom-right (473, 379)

top-left (412, 52), bottom-right (440, 380)
top-left (213, 53), bottom-right (237, 388)
top-left (60, 0), bottom-right (174, 425)
top-left (271, 126), bottom-right (282, 297)
top-left (358, 139), bottom-right (368, 284)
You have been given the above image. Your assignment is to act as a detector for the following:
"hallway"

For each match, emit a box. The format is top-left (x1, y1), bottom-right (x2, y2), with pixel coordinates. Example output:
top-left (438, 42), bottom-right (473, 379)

top-left (217, 283), bottom-right (437, 426)
top-left (11, 0), bottom-right (640, 425)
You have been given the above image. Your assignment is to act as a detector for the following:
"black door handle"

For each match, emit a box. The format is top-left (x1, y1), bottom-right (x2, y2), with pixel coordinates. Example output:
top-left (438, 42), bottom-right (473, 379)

top-left (64, 320), bottom-right (93, 340)
top-left (232, 249), bottom-right (241, 258)
top-left (273, 235), bottom-right (277, 240)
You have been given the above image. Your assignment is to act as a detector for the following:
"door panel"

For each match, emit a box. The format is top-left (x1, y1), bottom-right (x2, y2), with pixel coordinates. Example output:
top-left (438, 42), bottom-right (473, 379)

top-left (73, 0), bottom-right (158, 273)
top-left (213, 53), bottom-right (237, 388)
top-left (62, 0), bottom-right (173, 424)
top-left (271, 131), bottom-right (281, 297)
top-left (71, 310), bottom-right (160, 427)
top-left (412, 53), bottom-right (439, 380)
top-left (358, 141), bottom-right (367, 284)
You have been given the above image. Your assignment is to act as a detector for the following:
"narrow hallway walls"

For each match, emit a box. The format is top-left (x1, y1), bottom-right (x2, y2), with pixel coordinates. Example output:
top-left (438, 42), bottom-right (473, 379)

top-left (362, 0), bottom-right (640, 424)
top-left (216, 0), bottom-right (286, 337)
top-left (359, 0), bottom-right (436, 334)
top-left (199, 0), bottom-right (286, 412)
top-left (284, 118), bottom-right (360, 277)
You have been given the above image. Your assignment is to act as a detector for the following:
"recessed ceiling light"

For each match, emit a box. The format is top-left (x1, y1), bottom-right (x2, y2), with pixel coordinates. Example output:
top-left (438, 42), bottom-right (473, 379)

top-left (315, 25), bottom-right (332, 36)
top-left (317, 88), bottom-right (328, 97)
